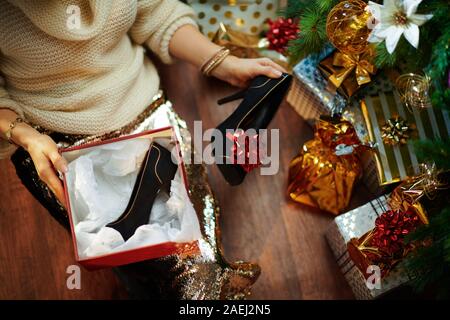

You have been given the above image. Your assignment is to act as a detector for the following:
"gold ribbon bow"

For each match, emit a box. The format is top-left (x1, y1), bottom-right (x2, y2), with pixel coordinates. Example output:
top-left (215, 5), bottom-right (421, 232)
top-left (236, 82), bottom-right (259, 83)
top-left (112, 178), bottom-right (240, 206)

top-left (381, 116), bottom-right (412, 146)
top-left (212, 23), bottom-right (262, 50)
top-left (388, 163), bottom-right (448, 225)
top-left (328, 49), bottom-right (376, 88)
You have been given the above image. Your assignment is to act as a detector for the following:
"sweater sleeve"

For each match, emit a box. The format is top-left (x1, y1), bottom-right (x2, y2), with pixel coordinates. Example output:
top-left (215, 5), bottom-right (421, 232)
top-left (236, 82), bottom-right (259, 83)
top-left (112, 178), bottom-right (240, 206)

top-left (0, 73), bottom-right (23, 159)
top-left (129, 0), bottom-right (198, 64)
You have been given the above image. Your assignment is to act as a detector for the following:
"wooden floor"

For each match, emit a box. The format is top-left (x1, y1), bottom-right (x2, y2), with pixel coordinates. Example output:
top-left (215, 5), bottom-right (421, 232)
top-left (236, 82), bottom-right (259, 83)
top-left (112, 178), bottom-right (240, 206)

top-left (0, 60), bottom-right (365, 300)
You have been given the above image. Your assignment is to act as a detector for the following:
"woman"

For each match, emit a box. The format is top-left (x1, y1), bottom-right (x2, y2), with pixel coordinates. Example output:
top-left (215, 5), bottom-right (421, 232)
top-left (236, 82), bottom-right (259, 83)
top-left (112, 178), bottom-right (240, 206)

top-left (0, 0), bottom-right (285, 202)
top-left (0, 0), bottom-right (284, 298)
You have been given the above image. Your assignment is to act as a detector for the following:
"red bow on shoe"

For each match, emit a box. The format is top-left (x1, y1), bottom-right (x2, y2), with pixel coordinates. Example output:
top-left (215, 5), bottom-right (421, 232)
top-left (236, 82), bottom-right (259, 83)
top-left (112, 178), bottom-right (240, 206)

top-left (226, 130), bottom-right (264, 173)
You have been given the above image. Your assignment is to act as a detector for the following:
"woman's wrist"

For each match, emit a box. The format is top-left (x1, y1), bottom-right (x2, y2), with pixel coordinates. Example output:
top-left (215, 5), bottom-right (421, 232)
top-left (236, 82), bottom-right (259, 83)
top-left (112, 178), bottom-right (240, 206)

top-left (0, 110), bottom-right (39, 149)
top-left (198, 43), bottom-right (224, 68)
top-left (12, 124), bottom-right (42, 151)
top-left (210, 55), bottom-right (238, 79)
top-left (200, 47), bottom-right (231, 76)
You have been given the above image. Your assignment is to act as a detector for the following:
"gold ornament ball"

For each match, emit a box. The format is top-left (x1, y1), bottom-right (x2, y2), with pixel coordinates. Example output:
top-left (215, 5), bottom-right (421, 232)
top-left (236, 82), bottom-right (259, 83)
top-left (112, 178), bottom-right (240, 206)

top-left (396, 73), bottom-right (432, 111)
top-left (326, 0), bottom-right (372, 55)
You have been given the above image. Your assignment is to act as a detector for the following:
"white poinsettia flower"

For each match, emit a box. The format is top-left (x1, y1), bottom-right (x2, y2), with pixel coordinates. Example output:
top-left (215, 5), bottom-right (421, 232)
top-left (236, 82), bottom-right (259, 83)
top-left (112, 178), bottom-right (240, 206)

top-left (366, 0), bottom-right (433, 54)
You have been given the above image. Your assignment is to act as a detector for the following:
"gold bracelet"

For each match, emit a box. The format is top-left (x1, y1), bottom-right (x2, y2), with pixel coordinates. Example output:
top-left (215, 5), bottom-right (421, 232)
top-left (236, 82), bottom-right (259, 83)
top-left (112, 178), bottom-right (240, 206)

top-left (203, 48), bottom-right (230, 76)
top-left (205, 49), bottom-right (230, 76)
top-left (200, 47), bottom-right (230, 77)
top-left (200, 47), bottom-right (226, 74)
top-left (4, 117), bottom-right (24, 145)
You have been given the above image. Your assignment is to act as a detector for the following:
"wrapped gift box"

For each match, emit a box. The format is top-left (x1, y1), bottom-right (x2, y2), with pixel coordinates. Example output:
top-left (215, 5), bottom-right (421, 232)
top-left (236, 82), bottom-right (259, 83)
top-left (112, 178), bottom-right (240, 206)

top-left (317, 49), bottom-right (376, 100)
top-left (61, 127), bottom-right (201, 269)
top-left (285, 47), bottom-right (385, 194)
top-left (286, 46), bottom-right (346, 124)
top-left (188, 0), bottom-right (280, 39)
top-left (360, 89), bottom-right (450, 186)
top-left (325, 195), bottom-right (412, 299)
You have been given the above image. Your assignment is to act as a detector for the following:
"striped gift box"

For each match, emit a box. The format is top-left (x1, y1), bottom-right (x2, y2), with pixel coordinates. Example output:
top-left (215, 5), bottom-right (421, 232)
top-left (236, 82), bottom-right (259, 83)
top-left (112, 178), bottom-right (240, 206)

top-left (361, 91), bottom-right (450, 185)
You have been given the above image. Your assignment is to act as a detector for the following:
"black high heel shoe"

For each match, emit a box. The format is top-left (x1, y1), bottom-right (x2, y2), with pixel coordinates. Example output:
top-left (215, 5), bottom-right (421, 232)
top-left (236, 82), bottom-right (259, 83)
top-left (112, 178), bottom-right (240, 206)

top-left (214, 73), bottom-right (292, 185)
top-left (106, 142), bottom-right (178, 241)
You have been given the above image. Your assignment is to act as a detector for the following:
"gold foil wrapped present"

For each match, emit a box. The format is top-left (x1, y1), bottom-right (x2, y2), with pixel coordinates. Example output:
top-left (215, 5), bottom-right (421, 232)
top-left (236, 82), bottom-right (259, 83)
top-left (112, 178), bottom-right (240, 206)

top-left (287, 116), bottom-right (365, 215)
top-left (318, 48), bottom-right (376, 99)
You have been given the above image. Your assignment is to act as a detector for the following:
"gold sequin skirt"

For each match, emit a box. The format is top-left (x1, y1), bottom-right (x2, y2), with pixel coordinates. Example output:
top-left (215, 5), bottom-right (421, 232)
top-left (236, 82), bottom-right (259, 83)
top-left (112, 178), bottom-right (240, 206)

top-left (10, 90), bottom-right (260, 299)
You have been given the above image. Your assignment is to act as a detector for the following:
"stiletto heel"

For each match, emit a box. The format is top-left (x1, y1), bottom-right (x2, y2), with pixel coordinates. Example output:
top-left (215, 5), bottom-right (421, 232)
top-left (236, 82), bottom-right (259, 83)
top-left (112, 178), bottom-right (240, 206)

top-left (213, 73), bottom-right (292, 185)
top-left (106, 142), bottom-right (178, 241)
top-left (217, 89), bottom-right (246, 105)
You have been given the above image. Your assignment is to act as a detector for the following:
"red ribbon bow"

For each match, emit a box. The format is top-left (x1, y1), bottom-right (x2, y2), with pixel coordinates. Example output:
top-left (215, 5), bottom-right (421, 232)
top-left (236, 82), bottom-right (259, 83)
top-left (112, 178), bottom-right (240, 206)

top-left (226, 130), bottom-right (264, 173)
top-left (372, 209), bottom-right (420, 256)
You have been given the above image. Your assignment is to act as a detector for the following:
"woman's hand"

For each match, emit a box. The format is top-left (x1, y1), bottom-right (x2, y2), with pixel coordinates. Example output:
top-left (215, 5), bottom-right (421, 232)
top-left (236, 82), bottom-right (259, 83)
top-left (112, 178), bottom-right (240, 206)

top-left (211, 55), bottom-right (287, 88)
top-left (168, 25), bottom-right (286, 88)
top-left (1, 109), bottom-right (67, 206)
top-left (21, 132), bottom-right (68, 206)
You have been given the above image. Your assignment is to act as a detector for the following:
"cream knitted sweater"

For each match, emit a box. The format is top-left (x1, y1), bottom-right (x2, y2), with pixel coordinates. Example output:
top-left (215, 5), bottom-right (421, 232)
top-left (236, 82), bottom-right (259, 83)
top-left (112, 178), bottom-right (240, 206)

top-left (0, 0), bottom-right (197, 158)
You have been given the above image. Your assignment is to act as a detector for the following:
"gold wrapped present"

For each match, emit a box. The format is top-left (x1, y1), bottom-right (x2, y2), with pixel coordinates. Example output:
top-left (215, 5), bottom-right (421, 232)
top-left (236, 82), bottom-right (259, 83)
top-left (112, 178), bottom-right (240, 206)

top-left (287, 116), bottom-right (366, 215)
top-left (318, 48), bottom-right (376, 99)
top-left (188, 0), bottom-right (280, 39)
top-left (361, 91), bottom-right (450, 185)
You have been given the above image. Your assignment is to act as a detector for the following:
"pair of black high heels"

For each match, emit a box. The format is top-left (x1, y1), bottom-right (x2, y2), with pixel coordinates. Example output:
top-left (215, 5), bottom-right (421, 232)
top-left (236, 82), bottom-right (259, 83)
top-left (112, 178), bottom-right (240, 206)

top-left (107, 73), bottom-right (292, 240)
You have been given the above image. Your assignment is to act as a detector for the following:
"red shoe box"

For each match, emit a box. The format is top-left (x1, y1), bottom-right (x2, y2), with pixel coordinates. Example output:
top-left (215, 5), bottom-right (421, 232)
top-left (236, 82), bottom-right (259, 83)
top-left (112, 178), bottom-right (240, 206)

top-left (60, 126), bottom-right (199, 269)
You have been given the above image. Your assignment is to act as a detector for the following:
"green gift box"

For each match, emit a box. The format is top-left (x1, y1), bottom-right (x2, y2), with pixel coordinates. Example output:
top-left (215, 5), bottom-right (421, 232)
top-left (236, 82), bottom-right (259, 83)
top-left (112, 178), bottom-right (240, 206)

top-left (361, 90), bottom-right (450, 185)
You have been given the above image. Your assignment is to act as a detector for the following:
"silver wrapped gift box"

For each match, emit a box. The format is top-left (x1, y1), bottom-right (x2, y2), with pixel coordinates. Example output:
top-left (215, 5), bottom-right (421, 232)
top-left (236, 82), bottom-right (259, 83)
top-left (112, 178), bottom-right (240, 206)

top-left (325, 195), bottom-right (412, 299)
top-left (286, 46), bottom-right (346, 124)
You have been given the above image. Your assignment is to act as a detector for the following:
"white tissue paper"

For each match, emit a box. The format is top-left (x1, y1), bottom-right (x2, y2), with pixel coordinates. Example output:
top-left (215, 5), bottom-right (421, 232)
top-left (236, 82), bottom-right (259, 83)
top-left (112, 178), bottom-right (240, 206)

top-left (64, 138), bottom-right (202, 259)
